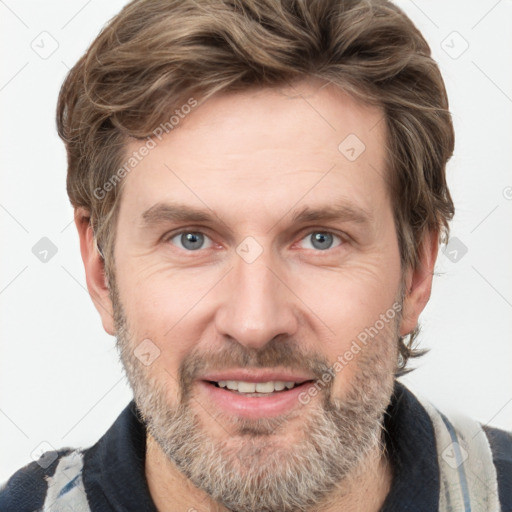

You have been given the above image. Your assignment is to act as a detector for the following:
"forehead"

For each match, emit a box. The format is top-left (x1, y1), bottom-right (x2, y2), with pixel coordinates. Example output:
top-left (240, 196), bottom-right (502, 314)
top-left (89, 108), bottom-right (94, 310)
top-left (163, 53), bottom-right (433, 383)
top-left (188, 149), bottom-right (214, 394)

top-left (120, 79), bottom-right (389, 226)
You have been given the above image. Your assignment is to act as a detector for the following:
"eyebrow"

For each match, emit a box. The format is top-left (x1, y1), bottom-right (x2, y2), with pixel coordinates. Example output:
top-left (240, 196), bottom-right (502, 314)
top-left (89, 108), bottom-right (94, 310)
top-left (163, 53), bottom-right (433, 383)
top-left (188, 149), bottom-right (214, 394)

top-left (140, 199), bottom-right (373, 231)
top-left (289, 201), bottom-right (372, 226)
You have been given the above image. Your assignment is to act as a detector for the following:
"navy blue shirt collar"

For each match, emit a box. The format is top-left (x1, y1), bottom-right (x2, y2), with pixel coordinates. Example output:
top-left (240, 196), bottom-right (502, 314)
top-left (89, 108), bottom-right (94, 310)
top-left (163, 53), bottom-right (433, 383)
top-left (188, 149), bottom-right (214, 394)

top-left (380, 380), bottom-right (440, 511)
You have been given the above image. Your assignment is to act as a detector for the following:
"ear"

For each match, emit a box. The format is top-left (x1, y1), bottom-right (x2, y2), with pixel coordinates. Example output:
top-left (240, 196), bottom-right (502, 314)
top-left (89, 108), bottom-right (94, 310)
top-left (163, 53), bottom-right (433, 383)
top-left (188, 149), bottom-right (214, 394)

top-left (75, 207), bottom-right (115, 335)
top-left (399, 229), bottom-right (439, 337)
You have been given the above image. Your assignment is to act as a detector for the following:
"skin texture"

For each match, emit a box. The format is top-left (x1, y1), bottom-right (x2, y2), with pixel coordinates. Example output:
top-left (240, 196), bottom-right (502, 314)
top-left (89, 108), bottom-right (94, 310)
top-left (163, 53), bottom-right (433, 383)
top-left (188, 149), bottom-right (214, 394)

top-left (76, 78), bottom-right (438, 511)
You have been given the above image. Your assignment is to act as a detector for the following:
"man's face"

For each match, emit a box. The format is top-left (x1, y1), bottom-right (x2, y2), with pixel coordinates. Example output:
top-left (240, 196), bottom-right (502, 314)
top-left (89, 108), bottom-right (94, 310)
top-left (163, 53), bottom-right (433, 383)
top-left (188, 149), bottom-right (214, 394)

top-left (110, 79), bottom-right (405, 510)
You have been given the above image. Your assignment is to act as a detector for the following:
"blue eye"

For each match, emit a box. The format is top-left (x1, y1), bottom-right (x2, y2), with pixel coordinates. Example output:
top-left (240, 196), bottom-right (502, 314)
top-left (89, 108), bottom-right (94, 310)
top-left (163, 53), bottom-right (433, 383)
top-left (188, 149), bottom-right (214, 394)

top-left (298, 231), bottom-right (343, 251)
top-left (168, 231), bottom-right (213, 251)
top-left (166, 230), bottom-right (344, 253)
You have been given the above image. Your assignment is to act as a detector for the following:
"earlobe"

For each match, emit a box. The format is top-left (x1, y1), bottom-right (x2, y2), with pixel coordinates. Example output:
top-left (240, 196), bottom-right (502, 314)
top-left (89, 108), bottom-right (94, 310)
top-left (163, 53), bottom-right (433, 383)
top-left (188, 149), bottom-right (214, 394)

top-left (399, 230), bottom-right (439, 337)
top-left (75, 208), bottom-right (115, 335)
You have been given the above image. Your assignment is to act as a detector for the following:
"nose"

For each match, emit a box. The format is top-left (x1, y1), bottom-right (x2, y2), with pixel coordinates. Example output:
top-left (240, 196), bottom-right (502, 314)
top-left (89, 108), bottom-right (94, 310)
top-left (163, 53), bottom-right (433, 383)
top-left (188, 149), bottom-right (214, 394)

top-left (214, 245), bottom-right (299, 350)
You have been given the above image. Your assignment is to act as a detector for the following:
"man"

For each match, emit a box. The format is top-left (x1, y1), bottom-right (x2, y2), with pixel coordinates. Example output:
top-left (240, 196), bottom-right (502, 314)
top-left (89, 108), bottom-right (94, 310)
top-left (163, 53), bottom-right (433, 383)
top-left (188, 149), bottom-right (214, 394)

top-left (1, 0), bottom-right (511, 510)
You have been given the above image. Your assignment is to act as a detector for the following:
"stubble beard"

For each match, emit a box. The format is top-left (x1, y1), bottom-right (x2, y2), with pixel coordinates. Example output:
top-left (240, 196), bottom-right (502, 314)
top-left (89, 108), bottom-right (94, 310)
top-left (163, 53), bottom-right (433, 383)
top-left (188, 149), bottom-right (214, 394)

top-left (112, 286), bottom-right (400, 512)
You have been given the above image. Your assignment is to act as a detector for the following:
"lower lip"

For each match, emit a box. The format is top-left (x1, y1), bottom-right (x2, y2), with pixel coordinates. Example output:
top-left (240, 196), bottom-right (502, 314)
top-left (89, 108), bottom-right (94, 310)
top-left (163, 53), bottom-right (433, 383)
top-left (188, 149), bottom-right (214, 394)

top-left (198, 381), bottom-right (315, 419)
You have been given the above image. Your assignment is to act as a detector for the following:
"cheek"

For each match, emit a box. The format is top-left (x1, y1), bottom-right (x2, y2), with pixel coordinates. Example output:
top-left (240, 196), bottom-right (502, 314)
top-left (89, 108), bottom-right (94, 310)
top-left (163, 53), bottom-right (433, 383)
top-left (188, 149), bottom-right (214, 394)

top-left (116, 264), bottom-right (222, 379)
top-left (291, 258), bottom-right (401, 392)
top-left (293, 256), bottom-right (401, 337)
top-left (118, 258), bottom-right (205, 329)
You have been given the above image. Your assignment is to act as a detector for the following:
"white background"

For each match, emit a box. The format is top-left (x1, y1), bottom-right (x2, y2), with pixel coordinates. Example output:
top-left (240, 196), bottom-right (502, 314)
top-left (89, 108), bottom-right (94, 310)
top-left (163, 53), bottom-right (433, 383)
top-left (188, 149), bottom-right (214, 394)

top-left (1, 0), bottom-right (511, 481)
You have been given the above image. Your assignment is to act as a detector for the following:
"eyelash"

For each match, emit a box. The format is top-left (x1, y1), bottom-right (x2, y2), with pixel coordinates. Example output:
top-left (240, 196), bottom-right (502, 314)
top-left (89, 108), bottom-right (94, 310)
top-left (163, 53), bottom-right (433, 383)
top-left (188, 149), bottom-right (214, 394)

top-left (162, 227), bottom-right (347, 255)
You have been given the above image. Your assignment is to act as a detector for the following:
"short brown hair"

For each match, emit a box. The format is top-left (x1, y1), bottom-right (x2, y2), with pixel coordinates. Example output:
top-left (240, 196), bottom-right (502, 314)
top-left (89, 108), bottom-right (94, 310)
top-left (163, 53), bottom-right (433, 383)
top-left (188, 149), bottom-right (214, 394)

top-left (56, 0), bottom-right (455, 374)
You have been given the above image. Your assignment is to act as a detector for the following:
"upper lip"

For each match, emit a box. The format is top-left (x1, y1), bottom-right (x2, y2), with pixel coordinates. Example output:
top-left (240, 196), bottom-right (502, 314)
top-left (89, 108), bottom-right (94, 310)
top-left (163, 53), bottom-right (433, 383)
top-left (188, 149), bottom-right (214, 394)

top-left (200, 369), bottom-right (316, 384)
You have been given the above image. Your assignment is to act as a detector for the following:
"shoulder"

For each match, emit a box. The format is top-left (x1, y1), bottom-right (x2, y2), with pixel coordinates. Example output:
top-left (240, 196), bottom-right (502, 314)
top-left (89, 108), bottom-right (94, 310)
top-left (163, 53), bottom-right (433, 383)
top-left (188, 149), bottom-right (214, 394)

top-left (483, 425), bottom-right (512, 508)
top-left (396, 383), bottom-right (512, 510)
top-left (0, 447), bottom-right (81, 512)
top-left (484, 424), bottom-right (512, 459)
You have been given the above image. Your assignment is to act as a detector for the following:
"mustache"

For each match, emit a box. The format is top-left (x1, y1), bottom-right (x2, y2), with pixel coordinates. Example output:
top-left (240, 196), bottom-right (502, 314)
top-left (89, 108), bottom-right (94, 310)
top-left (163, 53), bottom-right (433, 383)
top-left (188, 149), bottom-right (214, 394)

top-left (178, 336), bottom-right (332, 398)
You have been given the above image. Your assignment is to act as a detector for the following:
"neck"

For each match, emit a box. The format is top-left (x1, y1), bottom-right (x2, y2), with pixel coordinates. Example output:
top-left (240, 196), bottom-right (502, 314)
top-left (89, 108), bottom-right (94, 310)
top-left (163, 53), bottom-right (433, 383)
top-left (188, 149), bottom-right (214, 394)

top-left (145, 433), bottom-right (393, 512)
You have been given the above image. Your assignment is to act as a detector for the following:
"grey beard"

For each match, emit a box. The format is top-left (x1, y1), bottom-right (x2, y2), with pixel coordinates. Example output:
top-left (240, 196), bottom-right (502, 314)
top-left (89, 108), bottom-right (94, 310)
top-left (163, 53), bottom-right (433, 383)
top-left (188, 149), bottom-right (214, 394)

top-left (114, 294), bottom-right (398, 512)
top-left (145, 386), bottom-right (389, 512)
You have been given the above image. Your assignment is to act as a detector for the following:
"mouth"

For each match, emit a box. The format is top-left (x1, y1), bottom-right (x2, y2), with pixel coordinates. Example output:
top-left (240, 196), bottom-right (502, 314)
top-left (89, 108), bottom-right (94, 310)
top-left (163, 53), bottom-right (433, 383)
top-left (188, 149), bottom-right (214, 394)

top-left (197, 372), bottom-right (317, 419)
top-left (207, 379), bottom-right (311, 397)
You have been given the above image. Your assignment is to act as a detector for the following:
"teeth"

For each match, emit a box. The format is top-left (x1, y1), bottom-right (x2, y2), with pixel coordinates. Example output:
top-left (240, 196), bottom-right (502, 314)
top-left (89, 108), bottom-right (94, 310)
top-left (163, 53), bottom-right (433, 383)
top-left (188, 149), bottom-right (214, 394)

top-left (255, 382), bottom-right (274, 393)
top-left (238, 382), bottom-right (256, 393)
top-left (216, 380), bottom-right (300, 393)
